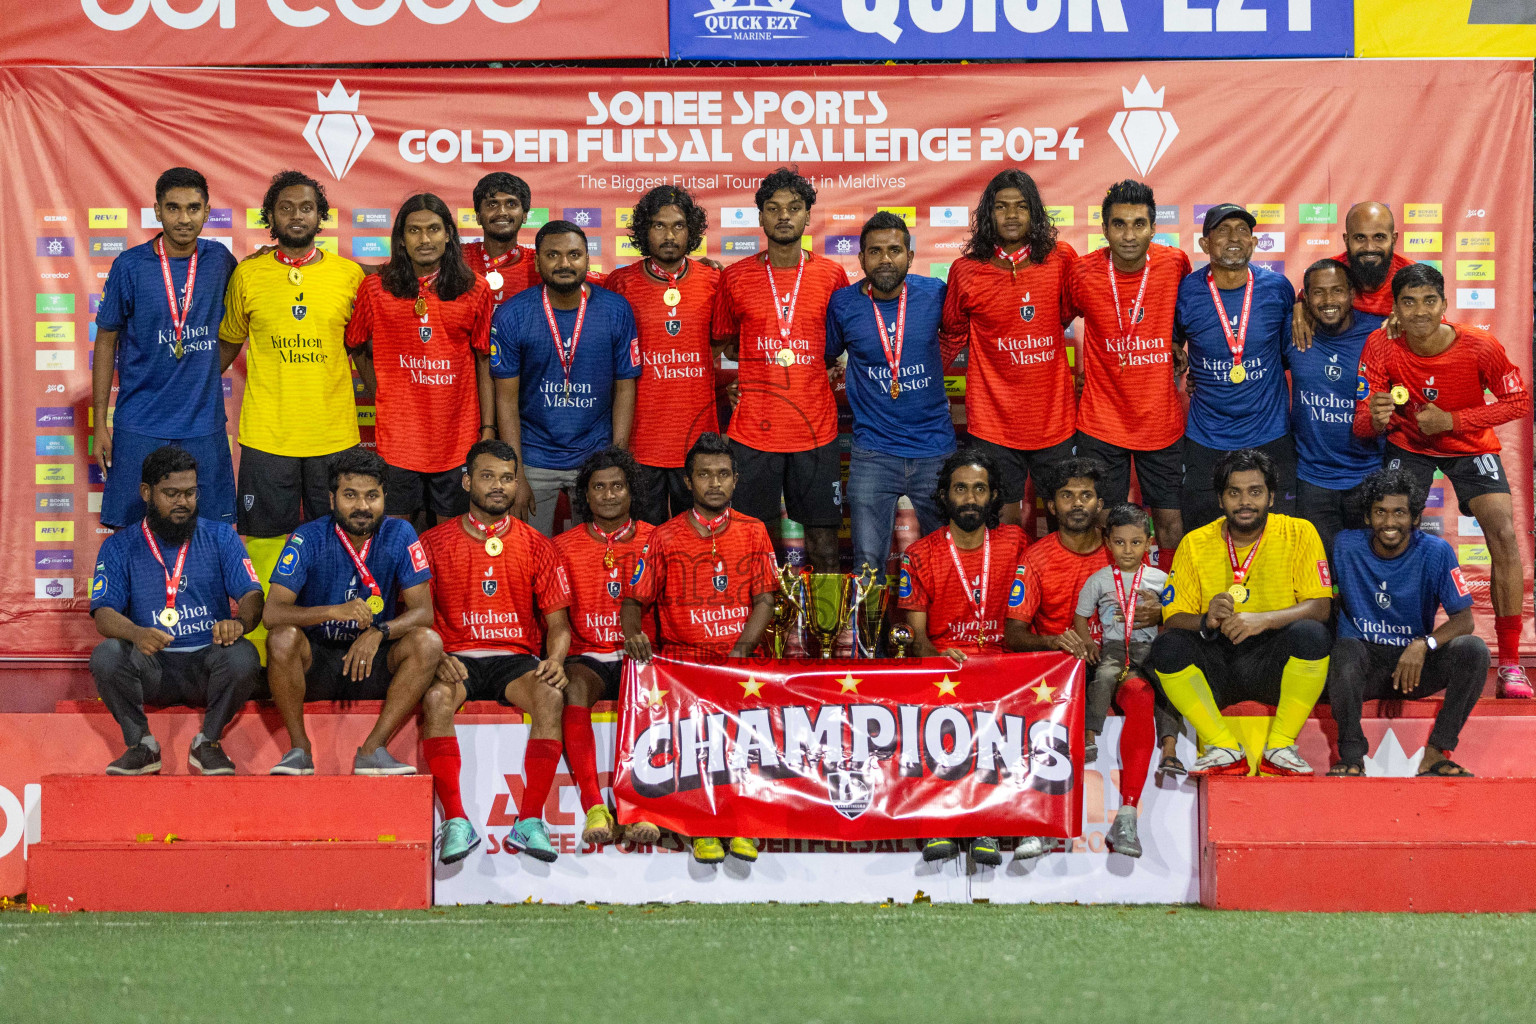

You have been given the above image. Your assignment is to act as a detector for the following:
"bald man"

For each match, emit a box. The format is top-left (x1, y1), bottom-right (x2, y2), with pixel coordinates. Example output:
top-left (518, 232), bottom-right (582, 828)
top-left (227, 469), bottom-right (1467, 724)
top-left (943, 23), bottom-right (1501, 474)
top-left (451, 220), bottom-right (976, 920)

top-left (1294, 201), bottom-right (1415, 350)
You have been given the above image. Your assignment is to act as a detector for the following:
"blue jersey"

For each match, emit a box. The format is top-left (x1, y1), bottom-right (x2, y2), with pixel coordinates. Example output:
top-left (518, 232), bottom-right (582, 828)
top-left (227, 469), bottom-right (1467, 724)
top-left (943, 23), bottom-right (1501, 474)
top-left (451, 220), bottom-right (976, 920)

top-left (1285, 312), bottom-right (1386, 489)
top-left (90, 518), bottom-right (261, 651)
top-left (1175, 265), bottom-right (1294, 449)
top-left (1333, 528), bottom-right (1474, 646)
top-left (271, 515), bottom-right (432, 646)
top-left (94, 237), bottom-right (238, 437)
top-left (489, 283), bottom-right (641, 471)
top-left (825, 275), bottom-right (956, 459)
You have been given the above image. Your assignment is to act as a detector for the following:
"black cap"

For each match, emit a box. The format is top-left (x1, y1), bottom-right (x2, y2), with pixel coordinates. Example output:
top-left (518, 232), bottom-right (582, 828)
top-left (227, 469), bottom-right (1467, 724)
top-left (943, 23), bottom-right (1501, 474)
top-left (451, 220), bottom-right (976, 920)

top-left (1202, 203), bottom-right (1257, 236)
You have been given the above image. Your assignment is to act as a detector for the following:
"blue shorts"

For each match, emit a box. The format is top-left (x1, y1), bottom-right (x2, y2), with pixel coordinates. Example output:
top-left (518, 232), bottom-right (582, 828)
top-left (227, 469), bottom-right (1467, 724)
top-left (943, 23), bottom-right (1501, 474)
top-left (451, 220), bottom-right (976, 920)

top-left (102, 428), bottom-right (235, 528)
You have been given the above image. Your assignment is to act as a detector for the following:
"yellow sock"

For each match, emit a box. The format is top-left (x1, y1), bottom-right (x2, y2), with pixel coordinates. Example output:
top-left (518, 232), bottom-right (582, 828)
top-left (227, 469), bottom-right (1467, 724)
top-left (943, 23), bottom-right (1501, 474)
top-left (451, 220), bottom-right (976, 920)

top-left (1155, 665), bottom-right (1241, 750)
top-left (1267, 655), bottom-right (1329, 749)
top-left (242, 535), bottom-right (288, 666)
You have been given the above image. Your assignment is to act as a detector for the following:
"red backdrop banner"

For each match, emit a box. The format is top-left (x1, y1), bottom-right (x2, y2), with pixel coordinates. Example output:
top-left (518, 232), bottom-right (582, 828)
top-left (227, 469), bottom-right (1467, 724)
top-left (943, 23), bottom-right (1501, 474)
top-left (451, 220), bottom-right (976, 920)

top-left (3, 61), bottom-right (1531, 657)
top-left (613, 654), bottom-right (1085, 841)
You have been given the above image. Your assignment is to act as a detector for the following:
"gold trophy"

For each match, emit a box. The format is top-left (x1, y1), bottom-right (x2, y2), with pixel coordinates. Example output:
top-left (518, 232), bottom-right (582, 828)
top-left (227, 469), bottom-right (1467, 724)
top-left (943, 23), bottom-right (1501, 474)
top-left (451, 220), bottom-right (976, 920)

top-left (805, 573), bottom-right (855, 659)
top-left (889, 623), bottom-right (914, 660)
top-left (850, 566), bottom-right (890, 659)
top-left (765, 563), bottom-right (808, 658)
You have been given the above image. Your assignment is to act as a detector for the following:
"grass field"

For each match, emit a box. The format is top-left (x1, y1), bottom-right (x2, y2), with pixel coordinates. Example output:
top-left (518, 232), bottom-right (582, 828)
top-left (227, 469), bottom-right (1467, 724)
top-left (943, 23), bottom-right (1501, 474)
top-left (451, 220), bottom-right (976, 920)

top-left (5, 903), bottom-right (1533, 1022)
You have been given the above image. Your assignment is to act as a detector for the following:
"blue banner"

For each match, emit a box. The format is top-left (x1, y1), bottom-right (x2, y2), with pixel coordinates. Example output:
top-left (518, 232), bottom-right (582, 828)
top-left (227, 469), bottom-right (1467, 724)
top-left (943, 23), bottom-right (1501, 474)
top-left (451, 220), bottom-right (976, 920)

top-left (670, 1), bottom-right (1354, 60)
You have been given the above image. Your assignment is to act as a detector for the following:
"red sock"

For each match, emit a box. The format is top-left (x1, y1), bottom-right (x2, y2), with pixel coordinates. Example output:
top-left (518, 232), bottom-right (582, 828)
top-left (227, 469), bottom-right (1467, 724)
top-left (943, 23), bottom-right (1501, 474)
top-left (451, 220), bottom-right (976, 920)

top-left (1114, 676), bottom-right (1156, 809)
top-left (562, 705), bottom-right (604, 811)
top-left (422, 736), bottom-right (465, 821)
top-left (1154, 546), bottom-right (1175, 572)
top-left (518, 738), bottom-right (563, 821)
top-left (1495, 615), bottom-right (1522, 667)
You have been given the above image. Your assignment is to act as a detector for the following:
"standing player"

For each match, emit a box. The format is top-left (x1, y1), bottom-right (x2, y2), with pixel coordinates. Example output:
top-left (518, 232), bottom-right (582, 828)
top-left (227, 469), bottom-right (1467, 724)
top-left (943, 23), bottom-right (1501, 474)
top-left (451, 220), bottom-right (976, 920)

top-left (262, 448), bottom-right (442, 777)
top-left (622, 432), bottom-right (777, 865)
top-left (941, 170), bottom-right (1078, 523)
top-left (1354, 263), bottom-right (1531, 697)
top-left (1285, 260), bottom-right (1386, 556)
top-left (828, 212), bottom-right (957, 576)
top-left (1064, 180), bottom-right (1191, 565)
top-left (219, 170), bottom-right (364, 581)
top-left (1175, 204), bottom-right (1297, 529)
top-left (605, 186), bottom-right (721, 524)
top-left (418, 440), bottom-right (574, 865)
top-left (491, 220), bottom-right (640, 537)
top-left (554, 448), bottom-right (657, 847)
top-left (462, 172), bottom-right (538, 308)
top-left (1294, 201), bottom-right (1415, 346)
top-left (347, 194), bottom-right (493, 524)
top-left (711, 167), bottom-right (850, 571)
top-left (94, 167), bottom-right (240, 528)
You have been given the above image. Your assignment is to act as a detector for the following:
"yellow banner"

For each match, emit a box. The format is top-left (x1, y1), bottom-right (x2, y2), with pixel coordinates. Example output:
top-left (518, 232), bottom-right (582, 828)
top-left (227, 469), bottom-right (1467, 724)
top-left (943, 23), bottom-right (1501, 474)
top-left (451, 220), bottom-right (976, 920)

top-left (1357, 1), bottom-right (1536, 57)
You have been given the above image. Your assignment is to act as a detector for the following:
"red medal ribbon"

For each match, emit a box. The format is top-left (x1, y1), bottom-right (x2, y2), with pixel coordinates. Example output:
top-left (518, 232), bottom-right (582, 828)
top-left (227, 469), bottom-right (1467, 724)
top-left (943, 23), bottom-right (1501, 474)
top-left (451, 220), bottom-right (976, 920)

top-left (541, 285), bottom-right (588, 392)
top-left (692, 508), bottom-right (730, 571)
top-left (1224, 523), bottom-right (1265, 587)
top-left (592, 519), bottom-right (635, 570)
top-left (945, 527), bottom-right (991, 645)
top-left (478, 246), bottom-right (519, 272)
top-left (466, 512), bottom-right (511, 540)
top-left (154, 236), bottom-right (199, 350)
top-left (332, 522), bottom-right (382, 599)
top-left (140, 520), bottom-right (190, 617)
top-left (1206, 267), bottom-right (1255, 375)
top-left (869, 281), bottom-right (908, 397)
top-left (648, 259), bottom-right (683, 291)
top-left (1112, 563), bottom-right (1147, 663)
top-left (1107, 250), bottom-right (1152, 349)
top-left (273, 248), bottom-right (318, 268)
top-left (993, 244), bottom-right (1031, 278)
top-left (764, 250), bottom-right (807, 343)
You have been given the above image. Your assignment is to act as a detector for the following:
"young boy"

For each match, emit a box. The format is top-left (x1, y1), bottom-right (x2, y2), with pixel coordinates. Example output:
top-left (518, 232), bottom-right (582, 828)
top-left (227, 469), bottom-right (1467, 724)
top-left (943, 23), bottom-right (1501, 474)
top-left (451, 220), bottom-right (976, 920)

top-left (1070, 503), bottom-right (1177, 857)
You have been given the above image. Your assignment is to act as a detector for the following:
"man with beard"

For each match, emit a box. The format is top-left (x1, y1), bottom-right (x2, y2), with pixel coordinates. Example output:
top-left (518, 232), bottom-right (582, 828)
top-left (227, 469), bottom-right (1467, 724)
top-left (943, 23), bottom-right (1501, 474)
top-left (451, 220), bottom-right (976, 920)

top-left (1293, 201), bottom-right (1416, 348)
top-left (711, 167), bottom-right (850, 572)
top-left (1175, 204), bottom-right (1297, 529)
top-left (418, 440), bottom-right (574, 864)
top-left (605, 186), bottom-right (722, 525)
top-left (94, 167), bottom-right (240, 529)
top-left (1355, 263), bottom-right (1532, 697)
top-left (1284, 260), bottom-right (1387, 556)
top-left (940, 170), bottom-right (1077, 524)
top-left (347, 194), bottom-right (493, 524)
top-left (1326, 468), bottom-right (1487, 777)
top-left (1152, 449), bottom-right (1333, 777)
top-left (219, 170), bottom-right (365, 586)
top-left (623, 432), bottom-right (776, 865)
top-left (462, 172), bottom-right (538, 309)
top-left (491, 220), bottom-right (640, 537)
top-left (1064, 179), bottom-right (1191, 566)
top-left (554, 447), bottom-right (657, 848)
top-left (828, 212), bottom-right (958, 576)
top-left (262, 447), bottom-right (442, 776)
top-left (89, 446), bottom-right (264, 776)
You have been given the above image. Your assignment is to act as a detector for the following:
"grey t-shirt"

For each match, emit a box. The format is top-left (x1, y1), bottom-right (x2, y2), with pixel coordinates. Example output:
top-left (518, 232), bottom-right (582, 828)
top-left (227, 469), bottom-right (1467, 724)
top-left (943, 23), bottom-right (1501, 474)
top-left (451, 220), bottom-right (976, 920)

top-left (1075, 564), bottom-right (1169, 646)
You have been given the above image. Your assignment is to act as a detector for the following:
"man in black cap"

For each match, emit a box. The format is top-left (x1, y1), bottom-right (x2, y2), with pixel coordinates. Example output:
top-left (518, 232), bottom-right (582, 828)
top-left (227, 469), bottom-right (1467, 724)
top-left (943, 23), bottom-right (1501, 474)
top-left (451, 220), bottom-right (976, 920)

top-left (1173, 204), bottom-right (1297, 529)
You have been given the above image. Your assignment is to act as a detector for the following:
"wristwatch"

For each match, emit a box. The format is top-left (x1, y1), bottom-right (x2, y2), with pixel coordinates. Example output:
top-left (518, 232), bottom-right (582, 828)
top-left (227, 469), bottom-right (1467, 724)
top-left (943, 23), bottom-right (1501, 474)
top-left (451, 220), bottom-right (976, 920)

top-left (1423, 635), bottom-right (1438, 652)
top-left (372, 620), bottom-right (391, 642)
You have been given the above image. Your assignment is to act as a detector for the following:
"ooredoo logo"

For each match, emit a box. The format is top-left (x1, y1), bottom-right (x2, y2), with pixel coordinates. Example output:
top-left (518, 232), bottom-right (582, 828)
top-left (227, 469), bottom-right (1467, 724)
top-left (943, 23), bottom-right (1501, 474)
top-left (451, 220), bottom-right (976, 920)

top-left (81, 0), bottom-right (543, 31)
top-left (303, 80), bottom-right (372, 181)
top-left (1108, 76), bottom-right (1178, 177)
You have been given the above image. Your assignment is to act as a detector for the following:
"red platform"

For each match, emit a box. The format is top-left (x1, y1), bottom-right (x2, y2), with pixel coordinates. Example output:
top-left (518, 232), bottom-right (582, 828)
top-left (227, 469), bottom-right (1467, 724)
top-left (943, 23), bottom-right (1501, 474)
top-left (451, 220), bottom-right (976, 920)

top-left (1199, 776), bottom-right (1536, 912)
top-left (29, 774), bottom-right (433, 912)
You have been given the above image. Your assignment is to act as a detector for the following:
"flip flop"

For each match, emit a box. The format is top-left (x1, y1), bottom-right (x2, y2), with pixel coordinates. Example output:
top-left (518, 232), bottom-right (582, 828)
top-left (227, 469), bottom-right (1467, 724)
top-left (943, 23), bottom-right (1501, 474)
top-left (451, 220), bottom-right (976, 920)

top-left (1327, 761), bottom-right (1364, 777)
top-left (1417, 757), bottom-right (1475, 778)
top-left (1156, 754), bottom-right (1186, 777)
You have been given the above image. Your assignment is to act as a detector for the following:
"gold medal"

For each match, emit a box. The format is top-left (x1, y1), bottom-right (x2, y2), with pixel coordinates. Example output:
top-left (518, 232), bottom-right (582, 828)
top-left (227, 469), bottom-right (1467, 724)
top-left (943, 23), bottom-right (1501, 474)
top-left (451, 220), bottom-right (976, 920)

top-left (1229, 364), bottom-right (1247, 384)
top-left (158, 608), bottom-right (179, 628)
top-left (485, 271), bottom-right (503, 291)
top-left (663, 287), bottom-right (681, 307)
top-left (890, 380), bottom-right (901, 399)
top-left (1116, 665), bottom-right (1131, 683)
top-left (287, 267), bottom-right (303, 287)
top-left (1391, 385), bottom-right (1410, 405)
top-left (173, 341), bottom-right (184, 360)
top-left (776, 347), bottom-right (795, 367)
top-left (365, 595), bottom-right (385, 614)
top-left (413, 296), bottom-right (428, 317)
top-left (485, 536), bottom-right (503, 557)
top-left (1226, 584), bottom-right (1249, 603)
top-left (604, 551), bottom-right (616, 569)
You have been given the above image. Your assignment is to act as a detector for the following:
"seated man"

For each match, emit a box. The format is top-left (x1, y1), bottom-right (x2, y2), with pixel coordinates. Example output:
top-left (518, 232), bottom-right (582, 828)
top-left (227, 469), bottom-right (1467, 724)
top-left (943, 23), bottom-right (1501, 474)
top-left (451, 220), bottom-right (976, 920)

top-left (419, 440), bottom-right (574, 865)
top-left (263, 447), bottom-right (442, 776)
top-left (622, 431), bottom-right (776, 866)
top-left (1151, 448), bottom-right (1333, 776)
top-left (89, 446), bottom-right (264, 775)
top-left (1327, 468), bottom-right (1488, 777)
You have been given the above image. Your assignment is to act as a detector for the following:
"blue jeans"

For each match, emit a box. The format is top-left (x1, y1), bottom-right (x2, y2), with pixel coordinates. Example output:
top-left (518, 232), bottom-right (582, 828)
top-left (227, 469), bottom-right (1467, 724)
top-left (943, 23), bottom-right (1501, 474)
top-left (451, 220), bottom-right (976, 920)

top-left (847, 446), bottom-right (949, 575)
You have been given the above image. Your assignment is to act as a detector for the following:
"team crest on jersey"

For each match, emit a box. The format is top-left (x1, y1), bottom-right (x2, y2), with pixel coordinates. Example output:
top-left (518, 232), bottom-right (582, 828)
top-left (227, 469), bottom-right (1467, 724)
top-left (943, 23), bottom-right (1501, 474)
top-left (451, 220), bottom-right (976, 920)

top-left (1423, 376), bottom-right (1438, 401)
top-left (1324, 354), bottom-right (1342, 381)
top-left (1020, 303), bottom-right (1035, 322)
top-left (607, 580), bottom-right (622, 599)
top-left (713, 572), bottom-right (728, 593)
top-left (1374, 581), bottom-right (1391, 609)
top-left (482, 579), bottom-right (497, 596)
top-left (292, 293), bottom-right (307, 320)
top-left (419, 326), bottom-right (433, 343)
top-left (665, 319), bottom-right (681, 337)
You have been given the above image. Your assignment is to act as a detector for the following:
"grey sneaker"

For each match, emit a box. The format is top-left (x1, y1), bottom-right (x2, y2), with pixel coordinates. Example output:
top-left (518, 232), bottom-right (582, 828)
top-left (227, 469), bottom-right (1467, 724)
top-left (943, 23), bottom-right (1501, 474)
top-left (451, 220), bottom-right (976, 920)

top-left (353, 745), bottom-right (416, 776)
top-left (1012, 835), bottom-right (1054, 861)
top-left (269, 747), bottom-right (315, 776)
top-left (106, 743), bottom-right (161, 776)
top-left (189, 738), bottom-right (236, 776)
top-left (1105, 806), bottom-right (1142, 858)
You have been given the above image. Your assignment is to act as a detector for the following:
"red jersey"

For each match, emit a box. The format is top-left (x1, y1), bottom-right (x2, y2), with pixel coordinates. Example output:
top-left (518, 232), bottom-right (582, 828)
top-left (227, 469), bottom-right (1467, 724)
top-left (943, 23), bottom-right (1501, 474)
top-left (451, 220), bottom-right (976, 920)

top-left (1353, 323), bottom-right (1530, 457)
top-left (1005, 533), bottom-right (1112, 636)
top-left (1332, 251), bottom-right (1414, 317)
top-left (898, 524), bottom-right (1029, 655)
top-left (627, 510), bottom-right (777, 658)
top-left (463, 241), bottom-right (539, 308)
top-left (420, 515), bottom-right (571, 657)
top-left (712, 250), bottom-right (850, 452)
top-left (345, 274), bottom-right (491, 473)
top-left (554, 519), bottom-right (654, 657)
top-left (605, 259), bottom-right (721, 468)
top-left (1064, 244), bottom-right (1190, 450)
top-left (941, 244), bottom-right (1078, 450)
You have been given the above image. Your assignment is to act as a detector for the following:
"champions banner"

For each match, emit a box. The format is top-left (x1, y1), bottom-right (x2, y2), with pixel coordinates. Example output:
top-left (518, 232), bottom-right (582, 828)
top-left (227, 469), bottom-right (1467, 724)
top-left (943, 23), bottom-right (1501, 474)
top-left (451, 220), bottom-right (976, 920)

top-left (613, 654), bottom-right (1085, 840)
top-left (3, 61), bottom-right (1531, 656)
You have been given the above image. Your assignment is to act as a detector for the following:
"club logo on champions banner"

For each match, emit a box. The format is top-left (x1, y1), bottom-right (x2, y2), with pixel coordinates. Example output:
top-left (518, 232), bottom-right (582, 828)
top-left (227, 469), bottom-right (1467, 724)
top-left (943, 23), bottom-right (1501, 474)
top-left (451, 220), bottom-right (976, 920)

top-left (303, 80), bottom-right (373, 181)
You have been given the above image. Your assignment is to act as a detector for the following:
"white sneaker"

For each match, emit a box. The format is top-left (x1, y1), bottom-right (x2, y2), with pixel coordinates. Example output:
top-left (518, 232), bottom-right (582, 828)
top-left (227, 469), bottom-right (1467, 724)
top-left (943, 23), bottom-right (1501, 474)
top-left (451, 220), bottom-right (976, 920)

top-left (1012, 835), bottom-right (1055, 860)
top-left (1188, 746), bottom-right (1248, 776)
top-left (1260, 744), bottom-right (1313, 777)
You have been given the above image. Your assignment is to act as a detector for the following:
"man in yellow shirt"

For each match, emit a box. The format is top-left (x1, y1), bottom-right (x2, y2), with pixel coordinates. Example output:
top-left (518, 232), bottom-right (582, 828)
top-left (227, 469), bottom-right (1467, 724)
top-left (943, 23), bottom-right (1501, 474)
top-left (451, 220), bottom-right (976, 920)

top-left (219, 170), bottom-right (364, 548)
top-left (1152, 448), bottom-right (1333, 776)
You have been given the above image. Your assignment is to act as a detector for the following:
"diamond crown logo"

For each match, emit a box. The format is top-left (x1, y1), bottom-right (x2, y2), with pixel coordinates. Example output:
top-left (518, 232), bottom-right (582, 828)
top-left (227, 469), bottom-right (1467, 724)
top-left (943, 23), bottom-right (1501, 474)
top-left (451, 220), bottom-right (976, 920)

top-left (303, 80), bottom-right (373, 181)
top-left (1108, 76), bottom-right (1179, 177)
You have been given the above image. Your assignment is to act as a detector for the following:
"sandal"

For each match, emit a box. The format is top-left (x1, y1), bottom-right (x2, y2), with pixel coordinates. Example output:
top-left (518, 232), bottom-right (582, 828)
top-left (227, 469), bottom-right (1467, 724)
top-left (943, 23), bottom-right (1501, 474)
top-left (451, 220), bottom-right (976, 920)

top-left (1417, 757), bottom-right (1475, 778)
top-left (1156, 754), bottom-right (1186, 777)
top-left (1327, 761), bottom-right (1364, 777)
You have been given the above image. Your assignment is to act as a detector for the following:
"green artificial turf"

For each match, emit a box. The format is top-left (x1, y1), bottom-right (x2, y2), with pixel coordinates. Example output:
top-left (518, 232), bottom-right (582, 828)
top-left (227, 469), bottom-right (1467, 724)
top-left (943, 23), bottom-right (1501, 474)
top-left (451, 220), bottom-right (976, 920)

top-left (4, 903), bottom-right (1532, 1023)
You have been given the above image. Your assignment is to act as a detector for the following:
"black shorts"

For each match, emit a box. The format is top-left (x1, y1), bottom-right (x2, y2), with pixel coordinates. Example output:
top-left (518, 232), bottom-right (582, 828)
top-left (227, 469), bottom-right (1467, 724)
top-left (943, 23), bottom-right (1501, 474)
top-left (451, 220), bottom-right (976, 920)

top-left (458, 653), bottom-right (541, 704)
top-left (1180, 434), bottom-right (1297, 531)
top-left (384, 462), bottom-right (469, 519)
top-left (1385, 444), bottom-right (1509, 517)
top-left (304, 638), bottom-right (397, 701)
top-left (1072, 432), bottom-right (1183, 510)
top-left (727, 438), bottom-right (842, 528)
top-left (1296, 478), bottom-right (1369, 558)
top-left (964, 435), bottom-right (1076, 505)
top-left (1149, 620), bottom-right (1331, 708)
top-left (635, 464), bottom-right (689, 526)
top-left (565, 655), bottom-right (624, 701)
top-left (238, 445), bottom-right (348, 538)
